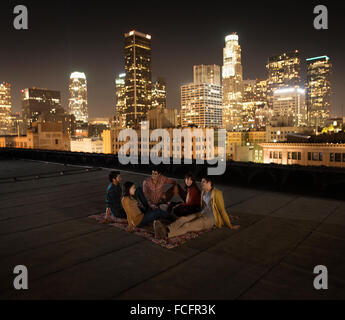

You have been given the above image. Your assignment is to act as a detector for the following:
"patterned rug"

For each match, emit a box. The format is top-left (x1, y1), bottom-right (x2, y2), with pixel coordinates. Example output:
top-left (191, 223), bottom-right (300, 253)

top-left (88, 213), bottom-right (215, 249)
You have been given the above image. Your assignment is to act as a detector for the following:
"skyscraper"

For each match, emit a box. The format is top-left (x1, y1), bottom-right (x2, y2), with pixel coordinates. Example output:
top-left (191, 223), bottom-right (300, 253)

top-left (242, 79), bottom-right (268, 129)
top-left (181, 65), bottom-right (222, 128)
top-left (69, 72), bottom-right (88, 124)
top-left (115, 73), bottom-right (126, 127)
top-left (266, 51), bottom-right (301, 108)
top-left (272, 87), bottom-right (306, 127)
top-left (306, 56), bottom-right (332, 129)
top-left (123, 30), bottom-right (152, 127)
top-left (0, 82), bottom-right (12, 135)
top-left (194, 65), bottom-right (221, 86)
top-left (222, 33), bottom-right (243, 130)
top-left (21, 87), bottom-right (62, 132)
top-left (152, 77), bottom-right (167, 110)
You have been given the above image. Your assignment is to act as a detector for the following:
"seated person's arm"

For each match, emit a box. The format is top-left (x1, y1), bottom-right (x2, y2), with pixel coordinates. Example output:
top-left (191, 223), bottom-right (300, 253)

top-left (105, 190), bottom-right (114, 217)
top-left (143, 180), bottom-right (156, 209)
top-left (216, 191), bottom-right (233, 228)
top-left (164, 176), bottom-right (176, 185)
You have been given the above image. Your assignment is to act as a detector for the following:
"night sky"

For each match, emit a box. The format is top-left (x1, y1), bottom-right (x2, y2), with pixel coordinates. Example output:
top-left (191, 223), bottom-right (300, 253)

top-left (1, 1), bottom-right (344, 118)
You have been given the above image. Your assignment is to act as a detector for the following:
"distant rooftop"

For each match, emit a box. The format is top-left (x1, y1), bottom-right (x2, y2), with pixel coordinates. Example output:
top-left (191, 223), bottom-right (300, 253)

top-left (306, 55), bottom-right (330, 61)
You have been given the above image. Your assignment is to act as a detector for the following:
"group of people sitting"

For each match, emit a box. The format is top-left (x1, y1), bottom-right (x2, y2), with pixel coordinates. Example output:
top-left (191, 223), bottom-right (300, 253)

top-left (105, 169), bottom-right (239, 240)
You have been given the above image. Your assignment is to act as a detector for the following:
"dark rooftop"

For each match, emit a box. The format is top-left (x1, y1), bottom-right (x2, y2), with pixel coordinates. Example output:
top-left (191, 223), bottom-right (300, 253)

top-left (0, 159), bottom-right (345, 299)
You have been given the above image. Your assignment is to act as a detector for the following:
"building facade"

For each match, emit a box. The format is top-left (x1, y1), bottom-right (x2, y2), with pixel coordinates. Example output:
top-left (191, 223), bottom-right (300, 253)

top-left (70, 137), bottom-right (104, 153)
top-left (222, 34), bottom-right (243, 130)
top-left (115, 73), bottom-right (126, 127)
top-left (152, 77), bottom-right (167, 110)
top-left (181, 65), bottom-right (222, 128)
top-left (272, 87), bottom-right (306, 127)
top-left (260, 142), bottom-right (345, 168)
top-left (266, 51), bottom-right (301, 108)
top-left (0, 82), bottom-right (12, 135)
top-left (69, 72), bottom-right (89, 125)
top-left (306, 56), bottom-right (332, 129)
top-left (0, 122), bottom-right (70, 151)
top-left (88, 118), bottom-right (111, 138)
top-left (21, 87), bottom-right (62, 132)
top-left (194, 65), bottom-right (221, 86)
top-left (101, 127), bottom-right (218, 161)
top-left (122, 30), bottom-right (152, 127)
top-left (181, 83), bottom-right (223, 128)
top-left (148, 108), bottom-right (178, 129)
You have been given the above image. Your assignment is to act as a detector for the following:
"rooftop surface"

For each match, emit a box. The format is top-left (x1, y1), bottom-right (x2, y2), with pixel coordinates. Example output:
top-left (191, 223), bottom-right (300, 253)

top-left (0, 159), bottom-right (344, 300)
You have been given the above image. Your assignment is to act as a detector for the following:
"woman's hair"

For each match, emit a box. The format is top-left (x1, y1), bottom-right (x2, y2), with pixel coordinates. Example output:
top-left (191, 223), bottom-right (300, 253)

top-left (122, 181), bottom-right (135, 198)
top-left (184, 172), bottom-right (200, 192)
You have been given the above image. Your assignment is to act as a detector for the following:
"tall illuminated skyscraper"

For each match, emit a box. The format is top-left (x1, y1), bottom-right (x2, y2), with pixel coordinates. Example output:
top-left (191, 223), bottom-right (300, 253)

top-left (0, 82), bottom-right (12, 135)
top-left (266, 51), bottom-right (301, 108)
top-left (152, 77), bottom-right (167, 110)
top-left (181, 65), bottom-right (222, 128)
top-left (69, 72), bottom-right (88, 124)
top-left (115, 73), bottom-right (126, 127)
top-left (306, 56), bottom-right (332, 129)
top-left (123, 30), bottom-right (152, 127)
top-left (222, 33), bottom-right (243, 130)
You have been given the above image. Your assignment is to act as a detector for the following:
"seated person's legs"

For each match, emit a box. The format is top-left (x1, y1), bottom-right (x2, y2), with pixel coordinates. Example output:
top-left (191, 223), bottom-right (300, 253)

top-left (172, 205), bottom-right (201, 217)
top-left (154, 214), bottom-right (214, 239)
top-left (112, 207), bottom-right (126, 219)
top-left (138, 208), bottom-right (173, 228)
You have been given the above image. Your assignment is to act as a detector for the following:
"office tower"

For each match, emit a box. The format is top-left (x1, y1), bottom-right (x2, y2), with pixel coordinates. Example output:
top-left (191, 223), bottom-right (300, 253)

top-left (242, 79), bottom-right (268, 129)
top-left (194, 65), bottom-right (221, 86)
top-left (123, 30), bottom-right (152, 127)
top-left (222, 33), bottom-right (243, 130)
top-left (21, 87), bottom-right (62, 131)
top-left (38, 112), bottom-right (76, 137)
top-left (10, 112), bottom-right (24, 135)
top-left (306, 56), bottom-right (332, 129)
top-left (272, 87), bottom-right (306, 127)
top-left (115, 73), bottom-right (126, 127)
top-left (69, 72), bottom-right (88, 124)
top-left (152, 77), bottom-right (167, 110)
top-left (254, 79), bottom-right (267, 104)
top-left (0, 82), bottom-right (12, 135)
top-left (148, 108), bottom-right (177, 129)
top-left (181, 65), bottom-right (222, 128)
top-left (266, 51), bottom-right (301, 108)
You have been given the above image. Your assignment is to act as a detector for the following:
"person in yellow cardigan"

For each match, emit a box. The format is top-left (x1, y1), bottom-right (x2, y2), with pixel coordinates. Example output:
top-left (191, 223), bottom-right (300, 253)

top-left (121, 181), bottom-right (173, 232)
top-left (154, 175), bottom-right (240, 239)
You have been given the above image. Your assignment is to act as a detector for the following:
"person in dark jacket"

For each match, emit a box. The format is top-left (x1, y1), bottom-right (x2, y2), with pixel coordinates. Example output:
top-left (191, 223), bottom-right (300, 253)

top-left (105, 171), bottom-right (150, 222)
top-left (105, 171), bottom-right (126, 221)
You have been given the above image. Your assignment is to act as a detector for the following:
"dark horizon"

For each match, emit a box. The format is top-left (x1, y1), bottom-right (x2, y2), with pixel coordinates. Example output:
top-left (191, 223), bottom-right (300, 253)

top-left (1, 1), bottom-right (344, 118)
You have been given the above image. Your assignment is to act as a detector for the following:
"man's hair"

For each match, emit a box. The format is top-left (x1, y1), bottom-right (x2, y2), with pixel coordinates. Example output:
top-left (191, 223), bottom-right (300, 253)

top-left (122, 181), bottom-right (135, 197)
top-left (109, 171), bottom-right (120, 183)
top-left (152, 169), bottom-right (161, 174)
top-left (202, 175), bottom-right (215, 187)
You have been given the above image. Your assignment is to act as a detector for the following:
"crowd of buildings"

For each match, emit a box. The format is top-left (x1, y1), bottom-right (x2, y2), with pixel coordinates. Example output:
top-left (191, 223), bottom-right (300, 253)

top-left (1, 30), bottom-right (345, 168)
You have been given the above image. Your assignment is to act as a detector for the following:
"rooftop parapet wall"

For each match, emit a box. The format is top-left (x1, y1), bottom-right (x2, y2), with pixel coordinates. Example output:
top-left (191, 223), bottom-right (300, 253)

top-left (1, 147), bottom-right (345, 201)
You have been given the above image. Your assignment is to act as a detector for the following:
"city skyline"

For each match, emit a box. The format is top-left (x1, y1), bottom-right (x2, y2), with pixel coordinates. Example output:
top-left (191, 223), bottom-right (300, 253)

top-left (0, 2), bottom-right (344, 118)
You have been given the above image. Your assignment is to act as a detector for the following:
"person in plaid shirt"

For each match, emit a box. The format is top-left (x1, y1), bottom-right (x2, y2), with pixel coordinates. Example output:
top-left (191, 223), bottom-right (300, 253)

top-left (143, 169), bottom-right (177, 209)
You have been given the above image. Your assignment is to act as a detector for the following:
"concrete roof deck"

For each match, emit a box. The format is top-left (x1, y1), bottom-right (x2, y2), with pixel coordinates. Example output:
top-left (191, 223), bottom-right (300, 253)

top-left (0, 159), bottom-right (344, 300)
